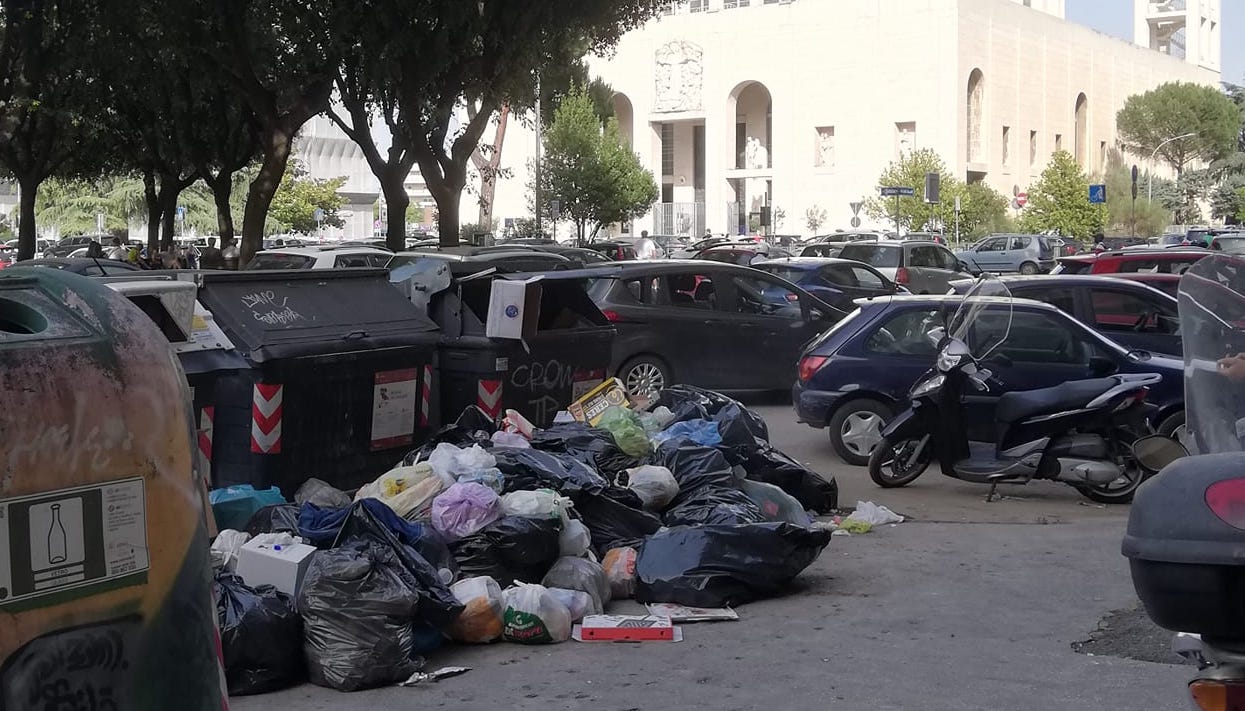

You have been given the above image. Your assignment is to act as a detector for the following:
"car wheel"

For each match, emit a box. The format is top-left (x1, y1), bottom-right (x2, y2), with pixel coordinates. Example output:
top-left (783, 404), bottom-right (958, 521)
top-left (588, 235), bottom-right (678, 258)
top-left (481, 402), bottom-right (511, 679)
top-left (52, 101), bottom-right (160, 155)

top-left (1019, 261), bottom-right (1039, 275)
top-left (619, 355), bottom-right (670, 402)
top-left (828, 398), bottom-right (892, 466)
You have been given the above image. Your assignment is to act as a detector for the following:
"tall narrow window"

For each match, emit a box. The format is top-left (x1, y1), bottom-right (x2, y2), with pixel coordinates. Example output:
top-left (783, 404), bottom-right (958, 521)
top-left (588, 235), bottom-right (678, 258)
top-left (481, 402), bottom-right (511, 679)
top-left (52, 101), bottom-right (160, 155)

top-left (1002, 126), bottom-right (1011, 167)
top-left (1055, 133), bottom-right (1063, 153)
top-left (661, 124), bottom-right (675, 177)
top-left (1029, 130), bottom-right (1038, 167)
top-left (966, 70), bottom-right (985, 163)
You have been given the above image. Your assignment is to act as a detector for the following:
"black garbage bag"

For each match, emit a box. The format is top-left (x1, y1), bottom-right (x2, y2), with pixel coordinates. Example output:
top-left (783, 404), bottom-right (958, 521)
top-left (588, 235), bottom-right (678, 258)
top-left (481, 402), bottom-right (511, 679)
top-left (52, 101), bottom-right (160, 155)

top-left (493, 448), bottom-right (609, 498)
top-left (651, 441), bottom-right (737, 498)
top-left (301, 500), bottom-right (462, 628)
top-left (294, 478), bottom-right (352, 509)
top-left (663, 488), bottom-right (765, 526)
top-left (714, 402), bottom-right (767, 464)
top-left (744, 446), bottom-right (839, 513)
top-left (298, 543), bottom-right (421, 692)
top-left (244, 504), bottom-right (301, 536)
top-left (530, 423), bottom-right (640, 477)
top-left (634, 522), bottom-right (833, 607)
top-left (450, 516), bottom-right (562, 587)
top-left (214, 574), bottom-right (304, 696)
top-left (402, 406), bottom-right (496, 464)
top-left (653, 385), bottom-right (770, 442)
top-left (575, 488), bottom-right (663, 555)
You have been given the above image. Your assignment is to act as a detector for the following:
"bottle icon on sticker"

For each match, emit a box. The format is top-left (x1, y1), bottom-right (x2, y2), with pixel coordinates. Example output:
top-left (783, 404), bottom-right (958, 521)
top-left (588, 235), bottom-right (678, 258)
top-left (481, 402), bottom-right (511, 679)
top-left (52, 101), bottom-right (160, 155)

top-left (48, 503), bottom-right (68, 565)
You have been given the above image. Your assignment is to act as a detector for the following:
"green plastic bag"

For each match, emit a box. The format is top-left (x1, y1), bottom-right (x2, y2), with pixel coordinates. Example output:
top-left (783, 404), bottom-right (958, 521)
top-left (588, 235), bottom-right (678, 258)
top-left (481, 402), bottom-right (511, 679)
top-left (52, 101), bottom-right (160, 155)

top-left (597, 406), bottom-right (651, 458)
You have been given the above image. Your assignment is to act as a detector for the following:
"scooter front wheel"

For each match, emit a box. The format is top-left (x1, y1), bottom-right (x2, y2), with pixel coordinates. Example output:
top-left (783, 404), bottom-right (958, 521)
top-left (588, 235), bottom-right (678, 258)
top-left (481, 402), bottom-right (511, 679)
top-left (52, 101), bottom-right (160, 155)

top-left (868, 434), bottom-right (933, 488)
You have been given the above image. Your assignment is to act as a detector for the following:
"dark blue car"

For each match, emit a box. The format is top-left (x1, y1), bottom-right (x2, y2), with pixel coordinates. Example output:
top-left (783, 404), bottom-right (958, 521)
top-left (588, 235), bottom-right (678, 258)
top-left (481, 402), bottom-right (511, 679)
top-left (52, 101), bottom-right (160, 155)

top-left (793, 294), bottom-right (1185, 465)
top-left (753, 257), bottom-right (899, 313)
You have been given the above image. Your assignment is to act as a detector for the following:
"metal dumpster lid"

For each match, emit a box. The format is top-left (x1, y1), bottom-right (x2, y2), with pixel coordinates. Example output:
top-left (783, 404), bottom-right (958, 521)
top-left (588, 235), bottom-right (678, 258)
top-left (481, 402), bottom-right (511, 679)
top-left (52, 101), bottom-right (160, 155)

top-left (196, 268), bottom-right (439, 362)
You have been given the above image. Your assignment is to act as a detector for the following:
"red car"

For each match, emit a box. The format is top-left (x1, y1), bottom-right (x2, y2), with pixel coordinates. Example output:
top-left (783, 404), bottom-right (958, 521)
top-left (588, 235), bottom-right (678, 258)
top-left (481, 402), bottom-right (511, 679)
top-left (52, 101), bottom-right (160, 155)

top-left (1053, 248), bottom-right (1207, 277)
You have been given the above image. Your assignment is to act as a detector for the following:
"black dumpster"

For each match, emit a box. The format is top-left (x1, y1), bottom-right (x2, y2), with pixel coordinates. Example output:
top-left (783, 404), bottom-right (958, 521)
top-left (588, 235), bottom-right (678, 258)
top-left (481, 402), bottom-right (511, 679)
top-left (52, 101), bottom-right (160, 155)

top-left (431, 267), bottom-right (615, 427)
top-left (196, 269), bottom-right (440, 495)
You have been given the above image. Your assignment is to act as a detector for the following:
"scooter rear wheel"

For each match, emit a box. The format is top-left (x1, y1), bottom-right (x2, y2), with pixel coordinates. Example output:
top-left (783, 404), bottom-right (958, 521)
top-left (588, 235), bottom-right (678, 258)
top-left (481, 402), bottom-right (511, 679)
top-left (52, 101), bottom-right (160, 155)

top-left (1076, 466), bottom-right (1152, 504)
top-left (868, 435), bottom-right (933, 488)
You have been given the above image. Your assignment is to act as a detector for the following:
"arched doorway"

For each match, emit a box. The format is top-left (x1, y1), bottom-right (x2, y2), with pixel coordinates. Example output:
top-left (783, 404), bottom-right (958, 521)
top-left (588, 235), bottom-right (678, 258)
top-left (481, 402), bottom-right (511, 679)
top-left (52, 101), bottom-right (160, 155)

top-left (613, 93), bottom-right (635, 149)
top-left (1074, 93), bottom-right (1088, 167)
top-left (726, 80), bottom-right (773, 235)
top-left (966, 69), bottom-right (984, 164)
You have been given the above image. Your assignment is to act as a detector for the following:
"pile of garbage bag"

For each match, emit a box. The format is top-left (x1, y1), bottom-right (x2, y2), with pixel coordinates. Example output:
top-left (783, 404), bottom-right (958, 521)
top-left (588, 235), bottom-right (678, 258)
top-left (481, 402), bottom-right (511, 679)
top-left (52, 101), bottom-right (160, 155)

top-left (206, 391), bottom-right (837, 693)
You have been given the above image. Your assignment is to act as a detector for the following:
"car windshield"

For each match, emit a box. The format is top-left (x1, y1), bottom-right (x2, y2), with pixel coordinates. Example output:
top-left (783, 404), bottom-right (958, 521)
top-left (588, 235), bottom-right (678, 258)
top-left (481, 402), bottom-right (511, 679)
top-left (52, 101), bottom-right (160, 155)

top-left (756, 266), bottom-right (808, 283)
top-left (840, 244), bottom-right (900, 268)
top-left (1216, 236), bottom-right (1245, 255)
top-left (244, 253), bottom-right (315, 270)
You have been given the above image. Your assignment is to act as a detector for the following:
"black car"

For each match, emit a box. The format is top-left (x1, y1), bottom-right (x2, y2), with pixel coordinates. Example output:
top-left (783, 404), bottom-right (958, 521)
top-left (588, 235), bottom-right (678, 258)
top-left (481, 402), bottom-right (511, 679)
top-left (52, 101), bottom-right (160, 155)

top-left (15, 257), bottom-right (141, 276)
top-left (580, 261), bottom-right (844, 396)
top-left (696, 244), bottom-right (792, 266)
top-left (950, 274), bottom-right (1181, 357)
top-left (43, 235), bottom-right (106, 258)
top-left (585, 241), bottom-right (640, 261)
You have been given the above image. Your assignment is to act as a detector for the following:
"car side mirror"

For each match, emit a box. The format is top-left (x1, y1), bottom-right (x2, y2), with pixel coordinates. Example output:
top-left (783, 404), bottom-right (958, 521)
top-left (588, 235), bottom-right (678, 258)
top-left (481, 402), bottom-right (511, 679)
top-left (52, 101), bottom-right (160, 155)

top-left (1088, 355), bottom-right (1117, 377)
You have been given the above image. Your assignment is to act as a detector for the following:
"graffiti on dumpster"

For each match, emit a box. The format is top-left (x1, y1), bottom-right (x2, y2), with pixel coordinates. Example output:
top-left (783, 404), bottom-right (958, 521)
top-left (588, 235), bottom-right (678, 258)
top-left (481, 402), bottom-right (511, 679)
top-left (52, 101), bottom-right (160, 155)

top-left (240, 290), bottom-right (305, 326)
top-left (510, 359), bottom-right (575, 393)
top-left (1, 616), bottom-right (138, 711)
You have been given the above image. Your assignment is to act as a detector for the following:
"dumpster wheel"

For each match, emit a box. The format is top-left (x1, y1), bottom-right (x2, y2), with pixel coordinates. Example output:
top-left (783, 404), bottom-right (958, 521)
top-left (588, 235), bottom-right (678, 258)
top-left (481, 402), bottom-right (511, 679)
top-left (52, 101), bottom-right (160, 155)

top-left (619, 355), bottom-right (670, 401)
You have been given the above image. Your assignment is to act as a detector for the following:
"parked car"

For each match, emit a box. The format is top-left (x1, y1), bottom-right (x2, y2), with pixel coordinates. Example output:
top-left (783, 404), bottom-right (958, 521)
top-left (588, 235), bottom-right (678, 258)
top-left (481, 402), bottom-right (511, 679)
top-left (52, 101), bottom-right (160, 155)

top-left (793, 294), bottom-right (1185, 465)
top-left (753, 257), bottom-right (900, 313)
top-left (668, 236), bottom-right (757, 259)
top-left (584, 241), bottom-right (641, 261)
top-left (806, 231), bottom-right (885, 245)
top-left (956, 233), bottom-right (1055, 274)
top-left (902, 231), bottom-right (946, 245)
top-left (1051, 253), bottom-right (1096, 274)
top-left (244, 246), bottom-right (393, 270)
top-left (388, 248), bottom-right (573, 274)
top-left (1210, 232), bottom-right (1245, 254)
top-left (1110, 272), bottom-right (1181, 297)
top-left (839, 240), bottom-right (969, 294)
top-left (949, 274), bottom-right (1181, 357)
top-left (696, 244), bottom-right (793, 266)
top-left (1080, 247), bottom-right (1208, 276)
top-left (799, 243), bottom-right (845, 258)
top-left (44, 234), bottom-right (108, 258)
top-left (580, 261), bottom-right (844, 397)
top-left (11, 257), bottom-right (141, 275)
top-left (3, 238), bottom-right (54, 254)
top-left (1050, 237), bottom-right (1085, 256)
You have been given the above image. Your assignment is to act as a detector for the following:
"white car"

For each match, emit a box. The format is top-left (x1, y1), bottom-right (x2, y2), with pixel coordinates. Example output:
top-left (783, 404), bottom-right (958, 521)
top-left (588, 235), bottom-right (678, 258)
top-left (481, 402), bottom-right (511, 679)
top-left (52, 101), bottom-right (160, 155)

top-left (244, 246), bottom-right (393, 270)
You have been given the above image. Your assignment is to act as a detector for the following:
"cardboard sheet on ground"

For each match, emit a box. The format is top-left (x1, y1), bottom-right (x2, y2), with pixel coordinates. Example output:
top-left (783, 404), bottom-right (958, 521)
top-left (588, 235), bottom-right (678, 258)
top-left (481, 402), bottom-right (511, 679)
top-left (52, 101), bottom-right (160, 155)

top-left (644, 603), bottom-right (738, 622)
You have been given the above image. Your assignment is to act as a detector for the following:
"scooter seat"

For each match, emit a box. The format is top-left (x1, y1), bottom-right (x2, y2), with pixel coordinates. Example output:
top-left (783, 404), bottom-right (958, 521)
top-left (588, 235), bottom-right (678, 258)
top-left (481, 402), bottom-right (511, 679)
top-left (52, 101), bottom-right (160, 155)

top-left (995, 378), bottom-right (1118, 424)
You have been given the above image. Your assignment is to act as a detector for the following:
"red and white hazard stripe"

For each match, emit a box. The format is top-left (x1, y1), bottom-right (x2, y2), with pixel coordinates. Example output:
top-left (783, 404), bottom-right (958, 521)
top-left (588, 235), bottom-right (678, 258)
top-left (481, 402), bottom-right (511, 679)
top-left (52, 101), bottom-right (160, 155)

top-left (198, 406), bottom-right (215, 461)
top-left (420, 364), bottom-right (432, 427)
top-left (251, 383), bottom-right (283, 454)
top-left (477, 379), bottom-right (503, 420)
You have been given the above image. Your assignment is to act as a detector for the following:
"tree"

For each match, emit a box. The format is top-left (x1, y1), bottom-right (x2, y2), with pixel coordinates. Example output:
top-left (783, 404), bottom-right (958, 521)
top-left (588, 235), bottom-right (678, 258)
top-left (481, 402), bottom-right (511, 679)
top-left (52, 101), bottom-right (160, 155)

top-left (958, 182), bottom-right (1010, 238)
top-left (1102, 152), bottom-right (1170, 237)
top-left (804, 206), bottom-right (827, 234)
top-left (535, 88), bottom-right (657, 243)
top-left (1019, 151), bottom-right (1105, 238)
top-left (1116, 82), bottom-right (1241, 177)
top-left (1237, 186), bottom-right (1245, 223)
top-left (863, 148), bottom-right (1006, 237)
top-left (469, 104), bottom-right (512, 229)
top-left (268, 160), bottom-right (345, 234)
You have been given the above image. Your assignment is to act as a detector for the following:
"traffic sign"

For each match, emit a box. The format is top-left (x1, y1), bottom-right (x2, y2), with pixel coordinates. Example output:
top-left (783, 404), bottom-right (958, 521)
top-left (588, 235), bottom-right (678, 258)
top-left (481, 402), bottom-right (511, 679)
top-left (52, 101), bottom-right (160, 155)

top-left (879, 186), bottom-right (915, 197)
top-left (850, 216), bottom-right (861, 228)
top-left (176, 205), bottom-right (187, 221)
top-left (1088, 184), bottom-right (1107, 204)
top-left (313, 208), bottom-right (325, 223)
top-left (849, 201), bottom-right (863, 216)
top-left (1014, 192), bottom-right (1028, 208)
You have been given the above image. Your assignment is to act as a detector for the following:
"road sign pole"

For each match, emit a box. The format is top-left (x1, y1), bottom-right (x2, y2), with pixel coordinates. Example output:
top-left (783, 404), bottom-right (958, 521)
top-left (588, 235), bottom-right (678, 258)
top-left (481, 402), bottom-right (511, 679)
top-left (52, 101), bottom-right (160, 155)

top-left (893, 193), bottom-right (900, 239)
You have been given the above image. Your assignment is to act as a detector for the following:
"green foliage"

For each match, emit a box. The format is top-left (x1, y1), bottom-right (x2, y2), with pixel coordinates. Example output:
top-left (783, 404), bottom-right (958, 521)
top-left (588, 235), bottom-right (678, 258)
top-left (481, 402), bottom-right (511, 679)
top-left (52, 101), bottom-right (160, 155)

top-left (1018, 151), bottom-right (1106, 239)
top-left (536, 88), bottom-right (658, 241)
top-left (1102, 161), bottom-right (1170, 238)
top-left (1237, 186), bottom-right (1245, 223)
top-left (35, 177), bottom-right (146, 234)
top-left (864, 148), bottom-right (1008, 237)
top-left (1116, 82), bottom-right (1241, 174)
top-left (268, 160), bottom-right (345, 234)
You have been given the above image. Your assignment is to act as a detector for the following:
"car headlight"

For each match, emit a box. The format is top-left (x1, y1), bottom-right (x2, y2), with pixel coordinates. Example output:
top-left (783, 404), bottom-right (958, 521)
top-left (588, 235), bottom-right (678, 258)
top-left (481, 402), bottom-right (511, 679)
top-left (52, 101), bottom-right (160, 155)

top-left (912, 374), bottom-right (946, 397)
top-left (937, 351), bottom-right (963, 372)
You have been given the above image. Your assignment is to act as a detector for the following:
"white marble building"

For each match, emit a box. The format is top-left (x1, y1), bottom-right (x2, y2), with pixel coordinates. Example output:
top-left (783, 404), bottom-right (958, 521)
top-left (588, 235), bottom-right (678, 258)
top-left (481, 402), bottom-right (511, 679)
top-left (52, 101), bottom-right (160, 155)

top-left (297, 114), bottom-right (379, 240)
top-left (571, 0), bottom-right (1221, 237)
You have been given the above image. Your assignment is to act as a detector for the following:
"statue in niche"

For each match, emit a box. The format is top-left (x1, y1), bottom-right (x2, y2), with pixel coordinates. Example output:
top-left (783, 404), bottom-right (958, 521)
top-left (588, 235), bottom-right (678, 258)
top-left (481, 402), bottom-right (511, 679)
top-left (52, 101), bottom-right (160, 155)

top-left (654, 40), bottom-right (704, 112)
top-left (898, 125), bottom-right (915, 156)
top-left (816, 129), bottom-right (834, 167)
top-left (745, 136), bottom-right (768, 170)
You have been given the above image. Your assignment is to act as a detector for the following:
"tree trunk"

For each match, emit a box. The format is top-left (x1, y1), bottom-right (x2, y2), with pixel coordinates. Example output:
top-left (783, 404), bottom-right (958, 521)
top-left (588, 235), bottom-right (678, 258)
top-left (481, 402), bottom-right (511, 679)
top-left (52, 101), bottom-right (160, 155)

top-left (241, 130), bottom-right (293, 266)
top-left (431, 181), bottom-right (462, 247)
top-left (143, 170), bottom-right (160, 255)
top-left (382, 178), bottom-right (410, 252)
top-left (209, 174), bottom-right (236, 245)
top-left (472, 104), bottom-right (510, 227)
top-left (17, 177), bottom-right (38, 261)
top-left (158, 176), bottom-right (179, 251)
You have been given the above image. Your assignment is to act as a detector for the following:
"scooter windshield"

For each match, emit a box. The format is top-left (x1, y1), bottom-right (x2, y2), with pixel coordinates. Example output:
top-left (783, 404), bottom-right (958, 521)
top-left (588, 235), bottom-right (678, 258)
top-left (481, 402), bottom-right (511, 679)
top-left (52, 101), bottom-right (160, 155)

top-left (947, 276), bottom-right (1013, 362)
top-left (1179, 254), bottom-right (1245, 454)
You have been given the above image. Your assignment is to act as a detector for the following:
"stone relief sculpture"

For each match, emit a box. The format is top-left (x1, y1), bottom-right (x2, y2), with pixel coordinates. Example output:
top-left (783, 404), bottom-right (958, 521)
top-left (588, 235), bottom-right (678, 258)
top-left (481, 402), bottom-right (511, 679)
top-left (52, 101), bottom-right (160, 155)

top-left (816, 128), bottom-right (835, 167)
top-left (654, 40), bottom-right (704, 112)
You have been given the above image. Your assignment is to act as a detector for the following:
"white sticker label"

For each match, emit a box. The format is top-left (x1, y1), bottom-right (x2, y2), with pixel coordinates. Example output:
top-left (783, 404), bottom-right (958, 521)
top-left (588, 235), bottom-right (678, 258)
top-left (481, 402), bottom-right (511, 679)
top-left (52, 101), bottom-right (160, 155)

top-left (372, 369), bottom-right (420, 450)
top-left (0, 478), bottom-right (149, 609)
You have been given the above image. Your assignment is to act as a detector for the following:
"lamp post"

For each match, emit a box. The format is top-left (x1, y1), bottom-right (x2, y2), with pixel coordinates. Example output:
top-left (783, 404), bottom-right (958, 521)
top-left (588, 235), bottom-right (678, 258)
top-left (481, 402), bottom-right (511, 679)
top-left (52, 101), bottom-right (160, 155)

top-left (1147, 132), bottom-right (1198, 202)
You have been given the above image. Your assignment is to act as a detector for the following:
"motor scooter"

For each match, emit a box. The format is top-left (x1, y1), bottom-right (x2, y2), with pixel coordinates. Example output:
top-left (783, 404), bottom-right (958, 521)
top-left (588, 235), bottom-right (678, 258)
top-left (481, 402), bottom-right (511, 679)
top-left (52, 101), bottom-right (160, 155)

top-left (869, 277), bottom-right (1161, 504)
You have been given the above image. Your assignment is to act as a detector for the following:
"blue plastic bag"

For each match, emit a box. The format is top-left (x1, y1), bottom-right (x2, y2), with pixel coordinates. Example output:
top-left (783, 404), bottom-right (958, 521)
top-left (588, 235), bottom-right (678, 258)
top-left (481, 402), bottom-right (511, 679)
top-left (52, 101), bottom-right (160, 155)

top-left (210, 485), bottom-right (287, 531)
top-left (652, 419), bottom-right (723, 448)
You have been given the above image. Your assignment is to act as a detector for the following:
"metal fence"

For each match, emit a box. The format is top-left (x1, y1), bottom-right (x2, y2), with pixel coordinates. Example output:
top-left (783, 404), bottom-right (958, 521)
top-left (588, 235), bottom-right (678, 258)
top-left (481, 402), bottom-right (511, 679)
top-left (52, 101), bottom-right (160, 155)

top-left (652, 202), bottom-right (706, 237)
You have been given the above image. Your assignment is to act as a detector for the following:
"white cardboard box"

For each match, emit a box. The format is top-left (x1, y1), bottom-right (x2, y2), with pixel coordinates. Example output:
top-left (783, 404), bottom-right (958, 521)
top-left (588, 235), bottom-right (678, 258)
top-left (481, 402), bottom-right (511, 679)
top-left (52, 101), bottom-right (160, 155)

top-left (235, 539), bottom-right (317, 596)
top-left (485, 277), bottom-right (542, 340)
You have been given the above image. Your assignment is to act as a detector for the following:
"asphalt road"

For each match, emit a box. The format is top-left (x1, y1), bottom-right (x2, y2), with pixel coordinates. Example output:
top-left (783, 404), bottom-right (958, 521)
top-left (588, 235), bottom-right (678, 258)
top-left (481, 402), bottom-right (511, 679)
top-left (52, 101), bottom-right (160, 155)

top-left (232, 395), bottom-right (1191, 711)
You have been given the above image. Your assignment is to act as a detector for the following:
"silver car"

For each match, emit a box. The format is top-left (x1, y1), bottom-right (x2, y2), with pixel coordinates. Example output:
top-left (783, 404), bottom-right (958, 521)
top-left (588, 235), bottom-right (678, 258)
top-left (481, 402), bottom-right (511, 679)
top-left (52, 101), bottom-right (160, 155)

top-left (957, 233), bottom-right (1056, 274)
top-left (838, 240), bottom-right (969, 294)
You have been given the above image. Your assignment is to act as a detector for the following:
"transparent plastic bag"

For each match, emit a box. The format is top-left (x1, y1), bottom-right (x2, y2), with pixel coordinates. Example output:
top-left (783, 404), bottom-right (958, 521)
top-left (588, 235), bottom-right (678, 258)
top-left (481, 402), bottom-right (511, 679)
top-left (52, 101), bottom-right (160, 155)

top-left (431, 482), bottom-right (503, 541)
top-left (447, 576), bottom-right (505, 643)
top-left (500, 489), bottom-right (567, 521)
top-left (602, 547), bottom-right (639, 599)
top-left (739, 479), bottom-right (813, 526)
top-left (597, 406), bottom-right (651, 458)
top-left (541, 556), bottom-right (611, 613)
top-left (558, 518), bottom-right (592, 557)
top-left (502, 583), bottom-right (572, 644)
top-left (626, 465), bottom-right (680, 512)
top-left (546, 587), bottom-right (596, 621)
top-left (458, 467), bottom-right (506, 494)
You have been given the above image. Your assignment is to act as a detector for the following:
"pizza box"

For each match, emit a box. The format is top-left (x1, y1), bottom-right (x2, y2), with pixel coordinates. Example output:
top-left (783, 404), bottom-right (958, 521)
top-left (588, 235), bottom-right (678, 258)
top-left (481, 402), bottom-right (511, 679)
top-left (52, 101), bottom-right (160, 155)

top-left (576, 615), bottom-right (677, 641)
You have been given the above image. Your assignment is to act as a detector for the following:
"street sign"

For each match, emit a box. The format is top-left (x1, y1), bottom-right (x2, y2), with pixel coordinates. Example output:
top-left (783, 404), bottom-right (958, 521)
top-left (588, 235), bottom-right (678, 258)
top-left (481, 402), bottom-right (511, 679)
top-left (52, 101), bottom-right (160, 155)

top-left (313, 208), bottom-right (325, 222)
top-left (850, 216), bottom-right (861, 228)
top-left (1014, 192), bottom-right (1028, 208)
top-left (879, 186), bottom-right (915, 197)
top-left (1088, 184), bottom-right (1107, 204)
top-left (849, 201), bottom-right (863, 216)
top-left (96, 213), bottom-right (105, 233)
top-left (550, 199), bottom-right (561, 219)
top-left (175, 205), bottom-right (187, 221)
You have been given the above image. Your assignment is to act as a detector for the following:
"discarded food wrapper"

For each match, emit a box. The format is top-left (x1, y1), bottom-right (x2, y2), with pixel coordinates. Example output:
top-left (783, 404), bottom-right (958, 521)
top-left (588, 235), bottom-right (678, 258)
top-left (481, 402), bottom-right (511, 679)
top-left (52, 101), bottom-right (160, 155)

top-left (574, 615), bottom-right (681, 642)
top-left (845, 501), bottom-right (905, 527)
top-left (501, 409), bottom-right (536, 439)
top-left (397, 667), bottom-right (472, 686)
top-left (644, 603), bottom-right (738, 622)
top-left (568, 378), bottom-right (631, 425)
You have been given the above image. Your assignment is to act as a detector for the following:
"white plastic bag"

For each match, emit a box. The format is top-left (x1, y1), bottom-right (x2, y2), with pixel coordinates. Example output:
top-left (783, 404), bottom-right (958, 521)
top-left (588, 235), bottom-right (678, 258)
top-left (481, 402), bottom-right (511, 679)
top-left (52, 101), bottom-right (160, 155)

top-left (384, 475), bottom-right (444, 520)
top-left (845, 500), bottom-right (905, 526)
top-left (558, 519), bottom-right (592, 557)
top-left (626, 465), bottom-right (680, 511)
top-left (431, 482), bottom-right (503, 541)
top-left (429, 443), bottom-right (498, 480)
top-left (448, 576), bottom-right (505, 643)
top-left (546, 587), bottom-right (596, 622)
top-left (500, 489), bottom-right (567, 520)
top-left (502, 584), bottom-right (572, 644)
top-left (210, 529), bottom-right (251, 572)
top-left (491, 430), bottom-right (532, 448)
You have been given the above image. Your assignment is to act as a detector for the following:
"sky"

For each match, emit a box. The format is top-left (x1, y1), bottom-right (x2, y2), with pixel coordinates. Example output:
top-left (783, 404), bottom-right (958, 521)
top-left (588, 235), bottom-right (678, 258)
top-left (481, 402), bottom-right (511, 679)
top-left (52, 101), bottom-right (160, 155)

top-left (1067, 0), bottom-right (1243, 84)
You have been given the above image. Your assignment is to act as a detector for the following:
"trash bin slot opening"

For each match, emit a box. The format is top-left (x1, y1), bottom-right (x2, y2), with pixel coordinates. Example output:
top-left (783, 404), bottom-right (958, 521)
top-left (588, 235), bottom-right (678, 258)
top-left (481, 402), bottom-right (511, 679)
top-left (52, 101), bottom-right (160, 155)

top-left (127, 294), bottom-right (189, 342)
top-left (0, 297), bottom-right (48, 335)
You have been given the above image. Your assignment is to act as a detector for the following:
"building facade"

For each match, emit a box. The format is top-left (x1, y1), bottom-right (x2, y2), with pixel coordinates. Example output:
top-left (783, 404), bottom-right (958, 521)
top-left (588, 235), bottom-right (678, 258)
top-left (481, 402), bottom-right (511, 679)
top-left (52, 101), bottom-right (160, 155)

top-left (586, 0), bottom-right (1221, 237)
top-left (297, 114), bottom-right (380, 241)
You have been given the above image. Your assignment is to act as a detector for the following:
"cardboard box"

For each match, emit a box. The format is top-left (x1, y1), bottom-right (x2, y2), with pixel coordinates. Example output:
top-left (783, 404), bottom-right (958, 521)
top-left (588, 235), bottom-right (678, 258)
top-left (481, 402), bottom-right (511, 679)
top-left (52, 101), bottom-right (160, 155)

top-left (578, 615), bottom-right (675, 641)
top-left (235, 539), bottom-right (317, 596)
top-left (567, 378), bottom-right (630, 425)
top-left (486, 277), bottom-right (542, 340)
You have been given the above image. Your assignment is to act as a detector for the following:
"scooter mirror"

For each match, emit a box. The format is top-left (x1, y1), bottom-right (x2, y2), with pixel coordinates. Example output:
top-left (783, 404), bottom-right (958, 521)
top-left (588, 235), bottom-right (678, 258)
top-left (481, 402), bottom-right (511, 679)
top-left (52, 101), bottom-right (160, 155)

top-left (1133, 434), bottom-right (1189, 474)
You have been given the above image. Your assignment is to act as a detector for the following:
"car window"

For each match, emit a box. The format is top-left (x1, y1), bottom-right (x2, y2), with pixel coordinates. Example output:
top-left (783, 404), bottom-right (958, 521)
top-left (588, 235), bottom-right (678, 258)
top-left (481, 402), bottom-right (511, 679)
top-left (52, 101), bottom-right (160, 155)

top-left (1162, 258), bottom-right (1204, 275)
top-left (366, 253), bottom-right (390, 267)
top-left (840, 244), bottom-right (900, 268)
top-left (700, 250), bottom-right (743, 264)
top-left (936, 247), bottom-right (960, 271)
top-left (619, 276), bottom-right (666, 305)
top-left (1115, 258), bottom-right (1160, 274)
top-left (665, 272), bottom-right (715, 310)
top-left (908, 246), bottom-right (938, 268)
top-left (971, 310), bottom-right (1094, 365)
top-left (244, 253), bottom-right (316, 270)
top-left (1055, 259), bottom-right (1093, 275)
top-left (979, 237), bottom-right (1008, 252)
top-left (729, 275), bottom-right (803, 319)
top-left (864, 309), bottom-right (940, 356)
top-left (1088, 288), bottom-right (1179, 335)
top-left (821, 264), bottom-right (858, 287)
top-left (759, 266), bottom-right (810, 284)
top-left (100, 264), bottom-right (136, 275)
top-left (334, 254), bottom-right (373, 268)
top-left (1019, 286), bottom-right (1077, 316)
top-left (81, 265), bottom-right (104, 276)
top-left (1010, 236), bottom-right (1029, 250)
top-left (850, 265), bottom-right (886, 289)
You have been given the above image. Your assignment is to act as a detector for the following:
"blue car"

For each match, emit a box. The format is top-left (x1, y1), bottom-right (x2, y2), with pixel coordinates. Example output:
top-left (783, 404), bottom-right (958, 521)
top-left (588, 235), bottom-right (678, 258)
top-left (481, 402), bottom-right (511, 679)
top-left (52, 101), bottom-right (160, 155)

top-left (793, 294), bottom-right (1185, 465)
top-left (753, 257), bottom-right (900, 313)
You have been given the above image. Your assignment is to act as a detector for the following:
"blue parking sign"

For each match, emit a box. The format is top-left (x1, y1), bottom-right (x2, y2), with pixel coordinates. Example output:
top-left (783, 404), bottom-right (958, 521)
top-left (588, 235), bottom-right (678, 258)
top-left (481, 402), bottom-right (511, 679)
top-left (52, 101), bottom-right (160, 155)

top-left (1088, 184), bottom-right (1107, 204)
